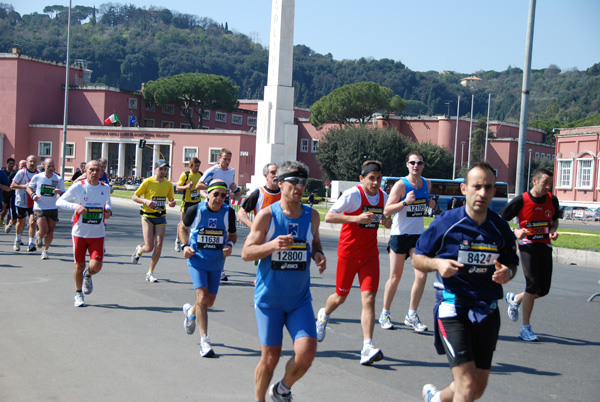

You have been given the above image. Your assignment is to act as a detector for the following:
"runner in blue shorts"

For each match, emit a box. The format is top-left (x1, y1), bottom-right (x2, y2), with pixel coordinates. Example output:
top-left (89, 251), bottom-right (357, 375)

top-left (178, 180), bottom-right (237, 358)
top-left (242, 161), bottom-right (326, 402)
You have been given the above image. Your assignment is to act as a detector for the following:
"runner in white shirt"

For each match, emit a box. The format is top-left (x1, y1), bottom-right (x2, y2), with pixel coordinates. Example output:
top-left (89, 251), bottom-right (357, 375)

top-left (57, 160), bottom-right (112, 307)
top-left (27, 158), bottom-right (65, 259)
top-left (10, 155), bottom-right (39, 252)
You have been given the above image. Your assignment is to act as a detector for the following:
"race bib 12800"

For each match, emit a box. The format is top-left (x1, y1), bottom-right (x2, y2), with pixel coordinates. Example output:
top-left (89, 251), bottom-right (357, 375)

top-left (271, 241), bottom-right (308, 270)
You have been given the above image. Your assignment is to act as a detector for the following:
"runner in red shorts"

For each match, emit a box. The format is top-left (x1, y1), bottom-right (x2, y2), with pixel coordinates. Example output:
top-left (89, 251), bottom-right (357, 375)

top-left (57, 160), bottom-right (112, 307)
top-left (315, 160), bottom-right (392, 365)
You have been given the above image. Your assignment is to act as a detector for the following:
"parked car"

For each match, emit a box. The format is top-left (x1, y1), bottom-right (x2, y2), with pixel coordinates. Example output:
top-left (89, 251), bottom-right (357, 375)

top-left (560, 206), bottom-right (588, 219)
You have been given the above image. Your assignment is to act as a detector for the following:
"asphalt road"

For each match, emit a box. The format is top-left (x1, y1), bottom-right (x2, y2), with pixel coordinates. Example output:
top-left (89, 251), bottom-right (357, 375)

top-left (1, 201), bottom-right (599, 402)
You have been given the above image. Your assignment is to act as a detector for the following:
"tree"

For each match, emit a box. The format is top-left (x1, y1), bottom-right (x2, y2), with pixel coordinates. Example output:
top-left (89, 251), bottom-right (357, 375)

top-left (309, 82), bottom-right (400, 128)
top-left (316, 125), bottom-right (452, 181)
top-left (469, 117), bottom-right (495, 164)
top-left (143, 73), bottom-right (239, 129)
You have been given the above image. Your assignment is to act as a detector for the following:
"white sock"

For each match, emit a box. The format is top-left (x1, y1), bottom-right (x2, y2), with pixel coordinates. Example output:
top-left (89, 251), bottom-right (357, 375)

top-left (363, 338), bottom-right (373, 347)
top-left (408, 309), bottom-right (417, 318)
top-left (431, 391), bottom-right (441, 402)
top-left (381, 309), bottom-right (391, 316)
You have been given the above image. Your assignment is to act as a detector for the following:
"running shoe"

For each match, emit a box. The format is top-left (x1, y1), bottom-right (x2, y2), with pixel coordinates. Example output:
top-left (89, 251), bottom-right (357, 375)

top-left (200, 335), bottom-right (214, 357)
top-left (175, 238), bottom-right (181, 252)
top-left (131, 245), bottom-right (141, 264)
top-left (360, 343), bottom-right (384, 366)
top-left (35, 233), bottom-right (43, 248)
top-left (183, 303), bottom-right (196, 335)
top-left (505, 292), bottom-right (520, 322)
top-left (379, 312), bottom-right (394, 330)
top-left (145, 272), bottom-right (158, 283)
top-left (220, 271), bottom-right (228, 281)
top-left (268, 383), bottom-right (293, 402)
top-left (519, 325), bottom-right (539, 342)
top-left (83, 269), bottom-right (93, 295)
top-left (422, 384), bottom-right (440, 402)
top-left (13, 240), bottom-right (20, 251)
top-left (74, 292), bottom-right (85, 307)
top-left (315, 307), bottom-right (328, 342)
top-left (404, 313), bottom-right (428, 332)
top-left (28, 243), bottom-right (36, 252)
top-left (5, 223), bottom-right (13, 234)
top-left (41, 250), bottom-right (48, 260)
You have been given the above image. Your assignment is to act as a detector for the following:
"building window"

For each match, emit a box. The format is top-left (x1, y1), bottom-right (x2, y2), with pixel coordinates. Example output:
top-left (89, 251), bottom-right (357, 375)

top-left (576, 159), bottom-right (594, 189)
top-left (247, 116), bottom-right (257, 126)
top-left (540, 153), bottom-right (545, 160)
top-left (209, 148), bottom-right (221, 164)
top-left (202, 110), bottom-right (210, 120)
top-left (215, 112), bottom-right (226, 122)
top-left (232, 114), bottom-right (243, 125)
top-left (180, 123), bottom-right (192, 129)
top-left (557, 160), bottom-right (572, 188)
top-left (144, 119), bottom-right (155, 128)
top-left (129, 98), bottom-right (138, 109)
top-left (183, 147), bottom-right (198, 163)
top-left (311, 139), bottom-right (319, 153)
top-left (535, 152), bottom-right (539, 160)
top-left (65, 142), bottom-right (75, 158)
top-left (181, 108), bottom-right (191, 117)
top-left (38, 141), bottom-right (52, 157)
top-left (162, 104), bottom-right (175, 115)
top-left (300, 139), bottom-right (309, 153)
top-left (161, 121), bottom-right (174, 128)
top-left (63, 166), bottom-right (74, 178)
top-left (145, 101), bottom-right (155, 111)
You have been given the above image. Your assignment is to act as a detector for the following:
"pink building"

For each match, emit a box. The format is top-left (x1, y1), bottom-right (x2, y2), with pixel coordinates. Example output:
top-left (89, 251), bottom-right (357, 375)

top-left (554, 126), bottom-right (600, 206)
top-left (1, 50), bottom-right (556, 192)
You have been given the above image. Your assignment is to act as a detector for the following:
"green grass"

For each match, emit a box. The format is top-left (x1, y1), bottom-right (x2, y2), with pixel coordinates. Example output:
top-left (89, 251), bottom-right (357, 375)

top-left (110, 190), bottom-right (600, 252)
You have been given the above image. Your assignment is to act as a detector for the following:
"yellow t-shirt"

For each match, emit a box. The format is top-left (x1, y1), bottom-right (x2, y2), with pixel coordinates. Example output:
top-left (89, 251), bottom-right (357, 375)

top-left (135, 176), bottom-right (175, 217)
top-left (177, 171), bottom-right (203, 204)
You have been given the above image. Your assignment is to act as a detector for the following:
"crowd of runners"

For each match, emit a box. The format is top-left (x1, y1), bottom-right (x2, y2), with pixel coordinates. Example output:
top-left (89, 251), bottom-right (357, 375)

top-left (1, 149), bottom-right (560, 402)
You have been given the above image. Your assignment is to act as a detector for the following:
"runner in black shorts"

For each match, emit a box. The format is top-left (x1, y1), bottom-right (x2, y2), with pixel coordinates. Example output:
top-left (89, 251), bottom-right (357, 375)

top-left (413, 163), bottom-right (518, 402)
top-left (500, 168), bottom-right (559, 342)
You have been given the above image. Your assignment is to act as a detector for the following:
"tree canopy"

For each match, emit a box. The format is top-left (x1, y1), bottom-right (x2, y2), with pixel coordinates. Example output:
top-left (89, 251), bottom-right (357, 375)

top-left (143, 73), bottom-right (239, 128)
top-left (309, 82), bottom-right (403, 128)
top-left (316, 125), bottom-right (453, 181)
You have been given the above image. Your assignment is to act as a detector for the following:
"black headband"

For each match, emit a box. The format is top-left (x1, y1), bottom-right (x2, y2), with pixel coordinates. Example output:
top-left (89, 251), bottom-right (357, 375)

top-left (278, 170), bottom-right (308, 181)
top-left (361, 162), bottom-right (382, 176)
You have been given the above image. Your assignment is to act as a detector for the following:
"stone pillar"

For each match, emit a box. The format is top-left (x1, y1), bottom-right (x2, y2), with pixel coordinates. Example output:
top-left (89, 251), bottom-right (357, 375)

top-left (118, 142), bottom-right (126, 178)
top-left (101, 142), bottom-right (108, 160)
top-left (250, 0), bottom-right (298, 190)
top-left (135, 144), bottom-right (142, 180)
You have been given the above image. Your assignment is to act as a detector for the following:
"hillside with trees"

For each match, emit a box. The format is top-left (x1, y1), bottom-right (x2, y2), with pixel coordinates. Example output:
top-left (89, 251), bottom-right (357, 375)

top-left (1, 2), bottom-right (598, 135)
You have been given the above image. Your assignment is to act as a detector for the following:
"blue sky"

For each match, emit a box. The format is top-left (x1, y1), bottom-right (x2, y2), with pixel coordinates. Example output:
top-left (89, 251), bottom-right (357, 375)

top-left (11, 0), bottom-right (600, 74)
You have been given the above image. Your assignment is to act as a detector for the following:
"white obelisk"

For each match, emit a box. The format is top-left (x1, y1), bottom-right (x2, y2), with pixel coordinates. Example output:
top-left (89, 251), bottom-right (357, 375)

top-left (249, 0), bottom-right (297, 190)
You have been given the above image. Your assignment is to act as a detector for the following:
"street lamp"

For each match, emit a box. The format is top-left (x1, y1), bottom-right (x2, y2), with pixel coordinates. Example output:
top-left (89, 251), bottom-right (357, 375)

top-left (461, 141), bottom-right (466, 168)
top-left (527, 149), bottom-right (533, 192)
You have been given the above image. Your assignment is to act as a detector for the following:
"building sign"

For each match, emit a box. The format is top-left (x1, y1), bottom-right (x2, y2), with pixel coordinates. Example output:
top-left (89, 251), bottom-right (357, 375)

top-left (89, 131), bottom-right (171, 139)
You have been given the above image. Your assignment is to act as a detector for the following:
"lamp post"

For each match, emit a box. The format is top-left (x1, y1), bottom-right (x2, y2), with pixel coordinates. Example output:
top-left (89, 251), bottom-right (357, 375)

top-left (527, 149), bottom-right (533, 192)
top-left (461, 141), bottom-right (466, 169)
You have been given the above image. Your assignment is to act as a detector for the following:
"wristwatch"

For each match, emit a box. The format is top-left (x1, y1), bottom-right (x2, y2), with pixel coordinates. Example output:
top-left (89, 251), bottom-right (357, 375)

top-left (402, 201), bottom-right (407, 206)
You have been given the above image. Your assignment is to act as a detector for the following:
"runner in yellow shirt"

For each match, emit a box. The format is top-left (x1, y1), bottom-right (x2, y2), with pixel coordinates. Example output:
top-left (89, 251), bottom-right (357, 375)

top-left (175, 157), bottom-right (203, 252)
top-left (131, 159), bottom-right (176, 283)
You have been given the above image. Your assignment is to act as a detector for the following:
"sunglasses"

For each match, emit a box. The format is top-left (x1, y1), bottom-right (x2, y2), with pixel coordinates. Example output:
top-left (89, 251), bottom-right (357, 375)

top-left (408, 160), bottom-right (424, 166)
top-left (284, 177), bottom-right (308, 186)
top-left (212, 192), bottom-right (228, 198)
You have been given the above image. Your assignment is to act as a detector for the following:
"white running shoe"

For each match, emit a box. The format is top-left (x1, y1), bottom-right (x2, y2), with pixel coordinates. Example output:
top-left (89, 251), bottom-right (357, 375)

top-left (422, 384), bottom-right (440, 402)
top-left (519, 325), bottom-right (539, 342)
top-left (505, 292), bottom-right (520, 322)
top-left (268, 383), bottom-right (293, 402)
top-left (41, 250), bottom-right (48, 260)
top-left (83, 269), bottom-right (93, 295)
top-left (175, 239), bottom-right (181, 252)
top-left (315, 307), bottom-right (328, 342)
top-left (200, 335), bottom-right (214, 357)
top-left (13, 240), bottom-right (20, 251)
top-left (5, 223), bottom-right (13, 234)
top-left (131, 245), bottom-right (141, 264)
top-left (360, 343), bottom-right (384, 366)
top-left (35, 233), bottom-right (43, 248)
top-left (404, 313), bottom-right (428, 332)
top-left (183, 303), bottom-right (196, 335)
top-left (74, 292), bottom-right (85, 307)
top-left (145, 272), bottom-right (158, 283)
top-left (379, 312), bottom-right (394, 330)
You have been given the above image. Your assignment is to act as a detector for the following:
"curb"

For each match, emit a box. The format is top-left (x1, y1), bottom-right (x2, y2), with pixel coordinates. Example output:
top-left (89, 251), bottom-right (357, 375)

top-left (110, 197), bottom-right (600, 269)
